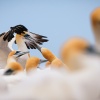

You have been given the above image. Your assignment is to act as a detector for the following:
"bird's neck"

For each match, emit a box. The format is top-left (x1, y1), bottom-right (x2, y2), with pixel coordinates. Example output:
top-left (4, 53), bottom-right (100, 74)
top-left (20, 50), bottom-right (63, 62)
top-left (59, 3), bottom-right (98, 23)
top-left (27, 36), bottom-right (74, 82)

top-left (16, 34), bottom-right (28, 52)
top-left (16, 34), bottom-right (30, 58)
top-left (6, 56), bottom-right (17, 69)
top-left (7, 56), bottom-right (16, 64)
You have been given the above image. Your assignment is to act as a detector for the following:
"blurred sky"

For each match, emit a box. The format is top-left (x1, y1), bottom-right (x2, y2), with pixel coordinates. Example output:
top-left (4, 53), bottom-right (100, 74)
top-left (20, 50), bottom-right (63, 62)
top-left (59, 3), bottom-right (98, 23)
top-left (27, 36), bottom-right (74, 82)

top-left (0, 0), bottom-right (100, 58)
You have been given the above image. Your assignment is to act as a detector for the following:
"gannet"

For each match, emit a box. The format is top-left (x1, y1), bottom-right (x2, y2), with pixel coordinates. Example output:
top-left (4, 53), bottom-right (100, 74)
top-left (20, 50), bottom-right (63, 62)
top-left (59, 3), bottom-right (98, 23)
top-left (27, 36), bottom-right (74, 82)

top-left (3, 24), bottom-right (48, 67)
top-left (4, 50), bottom-right (29, 75)
top-left (25, 57), bottom-right (47, 73)
top-left (60, 37), bottom-right (100, 71)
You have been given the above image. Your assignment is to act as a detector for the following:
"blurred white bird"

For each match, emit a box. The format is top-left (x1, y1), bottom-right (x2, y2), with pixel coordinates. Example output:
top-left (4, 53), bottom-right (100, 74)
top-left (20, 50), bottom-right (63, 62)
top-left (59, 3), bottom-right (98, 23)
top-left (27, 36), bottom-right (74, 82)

top-left (1, 63), bottom-right (100, 100)
top-left (0, 69), bottom-right (73, 100)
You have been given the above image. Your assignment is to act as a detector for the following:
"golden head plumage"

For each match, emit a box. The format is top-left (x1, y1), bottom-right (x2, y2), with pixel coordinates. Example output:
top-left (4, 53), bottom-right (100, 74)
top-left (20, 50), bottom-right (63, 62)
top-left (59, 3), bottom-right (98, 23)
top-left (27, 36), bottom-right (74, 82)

top-left (25, 56), bottom-right (48, 73)
top-left (41, 48), bottom-right (56, 62)
top-left (25, 57), bottom-right (40, 72)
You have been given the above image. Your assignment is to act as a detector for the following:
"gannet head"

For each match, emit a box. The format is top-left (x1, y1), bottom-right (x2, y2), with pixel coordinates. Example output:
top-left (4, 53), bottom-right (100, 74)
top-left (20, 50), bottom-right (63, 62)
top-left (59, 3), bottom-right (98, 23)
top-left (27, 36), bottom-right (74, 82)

top-left (4, 51), bottom-right (29, 75)
top-left (91, 7), bottom-right (100, 33)
top-left (4, 62), bottom-right (24, 75)
top-left (10, 25), bottom-right (28, 35)
top-left (60, 37), bottom-right (98, 70)
top-left (8, 50), bottom-right (29, 59)
top-left (40, 48), bottom-right (56, 62)
top-left (26, 57), bottom-right (48, 73)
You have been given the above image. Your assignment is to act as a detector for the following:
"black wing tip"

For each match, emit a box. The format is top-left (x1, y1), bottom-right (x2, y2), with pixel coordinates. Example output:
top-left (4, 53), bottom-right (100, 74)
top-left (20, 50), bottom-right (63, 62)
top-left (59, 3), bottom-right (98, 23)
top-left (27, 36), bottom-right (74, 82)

top-left (41, 36), bottom-right (47, 38)
top-left (0, 32), bottom-right (5, 37)
top-left (37, 39), bottom-right (49, 44)
top-left (30, 32), bottom-right (48, 38)
top-left (31, 32), bottom-right (49, 43)
top-left (3, 30), bottom-right (14, 42)
top-left (10, 24), bottom-right (28, 32)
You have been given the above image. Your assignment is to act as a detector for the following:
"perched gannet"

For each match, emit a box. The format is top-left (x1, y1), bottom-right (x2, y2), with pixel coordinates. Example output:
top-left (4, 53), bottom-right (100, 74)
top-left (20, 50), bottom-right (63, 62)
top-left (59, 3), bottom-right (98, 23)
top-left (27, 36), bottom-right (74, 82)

top-left (91, 7), bottom-right (100, 51)
top-left (4, 51), bottom-right (29, 75)
top-left (25, 56), bottom-right (47, 73)
top-left (3, 24), bottom-right (48, 67)
top-left (40, 48), bottom-right (66, 68)
top-left (60, 37), bottom-right (100, 71)
top-left (0, 32), bottom-right (15, 69)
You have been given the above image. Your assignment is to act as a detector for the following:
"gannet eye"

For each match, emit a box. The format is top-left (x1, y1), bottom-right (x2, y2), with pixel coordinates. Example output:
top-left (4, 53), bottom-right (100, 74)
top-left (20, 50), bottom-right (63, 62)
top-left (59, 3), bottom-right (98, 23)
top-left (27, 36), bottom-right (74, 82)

top-left (15, 51), bottom-right (20, 55)
top-left (96, 20), bottom-right (100, 25)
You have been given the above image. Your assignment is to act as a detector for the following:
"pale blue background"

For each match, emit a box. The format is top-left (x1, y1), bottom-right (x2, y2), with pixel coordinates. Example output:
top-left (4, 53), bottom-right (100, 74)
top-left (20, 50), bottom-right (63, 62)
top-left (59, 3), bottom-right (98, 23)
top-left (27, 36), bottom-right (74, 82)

top-left (0, 0), bottom-right (100, 59)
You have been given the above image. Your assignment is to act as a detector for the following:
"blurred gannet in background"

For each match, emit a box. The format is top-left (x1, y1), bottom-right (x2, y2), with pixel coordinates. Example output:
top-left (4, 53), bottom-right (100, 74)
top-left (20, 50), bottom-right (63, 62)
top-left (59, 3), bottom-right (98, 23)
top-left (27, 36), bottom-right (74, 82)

top-left (60, 38), bottom-right (89, 70)
top-left (4, 51), bottom-right (29, 75)
top-left (59, 37), bottom-right (100, 100)
top-left (60, 37), bottom-right (100, 71)
top-left (25, 56), bottom-right (47, 73)
top-left (91, 7), bottom-right (100, 51)
top-left (3, 24), bottom-right (48, 67)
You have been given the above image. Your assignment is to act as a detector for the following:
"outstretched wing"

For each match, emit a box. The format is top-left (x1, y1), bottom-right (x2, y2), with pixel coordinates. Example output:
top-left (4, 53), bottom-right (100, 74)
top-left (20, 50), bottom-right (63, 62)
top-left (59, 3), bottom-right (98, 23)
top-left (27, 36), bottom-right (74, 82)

top-left (28, 32), bottom-right (48, 45)
top-left (23, 34), bottom-right (38, 49)
top-left (0, 32), bottom-right (8, 46)
top-left (3, 25), bottom-right (27, 42)
top-left (0, 32), bottom-right (14, 51)
top-left (0, 32), bottom-right (13, 48)
top-left (3, 30), bottom-right (14, 42)
top-left (11, 24), bottom-right (48, 49)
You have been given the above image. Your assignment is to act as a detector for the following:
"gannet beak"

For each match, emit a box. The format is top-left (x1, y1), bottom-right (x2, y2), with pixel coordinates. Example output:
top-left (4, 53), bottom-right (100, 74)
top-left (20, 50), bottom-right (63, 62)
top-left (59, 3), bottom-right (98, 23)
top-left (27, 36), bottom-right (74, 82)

top-left (39, 59), bottom-right (48, 64)
top-left (24, 34), bottom-right (33, 41)
top-left (15, 51), bottom-right (29, 58)
top-left (37, 59), bottom-right (48, 69)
